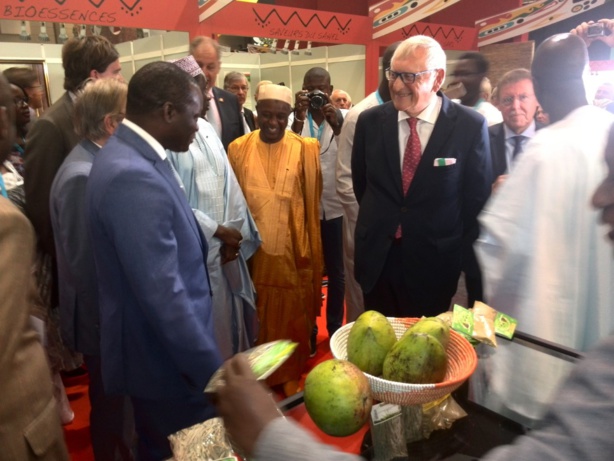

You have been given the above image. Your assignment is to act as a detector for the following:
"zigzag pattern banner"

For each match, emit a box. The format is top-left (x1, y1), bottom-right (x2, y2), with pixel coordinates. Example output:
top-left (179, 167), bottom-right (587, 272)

top-left (0, 0), bottom-right (198, 30)
top-left (200, 2), bottom-right (371, 44)
top-left (476, 0), bottom-right (606, 46)
top-left (376, 21), bottom-right (477, 50)
top-left (369, 0), bottom-right (463, 39)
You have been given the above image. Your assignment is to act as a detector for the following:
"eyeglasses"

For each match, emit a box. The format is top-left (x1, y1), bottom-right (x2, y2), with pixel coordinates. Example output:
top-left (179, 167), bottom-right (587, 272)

top-left (228, 85), bottom-right (249, 92)
top-left (385, 68), bottom-right (435, 84)
top-left (14, 96), bottom-right (29, 106)
top-left (500, 94), bottom-right (534, 107)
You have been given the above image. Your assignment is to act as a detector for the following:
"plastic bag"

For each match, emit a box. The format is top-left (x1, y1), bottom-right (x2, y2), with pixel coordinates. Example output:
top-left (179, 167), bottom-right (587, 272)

top-left (168, 417), bottom-right (236, 461)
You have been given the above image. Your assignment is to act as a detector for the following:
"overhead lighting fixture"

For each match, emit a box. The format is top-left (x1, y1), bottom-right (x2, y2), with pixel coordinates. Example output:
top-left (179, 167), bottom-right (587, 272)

top-left (58, 23), bottom-right (69, 44)
top-left (38, 22), bottom-right (50, 42)
top-left (78, 24), bottom-right (87, 38)
top-left (280, 40), bottom-right (290, 55)
top-left (305, 41), bottom-right (312, 56)
top-left (291, 40), bottom-right (300, 55)
top-left (270, 38), bottom-right (278, 54)
top-left (19, 21), bottom-right (31, 41)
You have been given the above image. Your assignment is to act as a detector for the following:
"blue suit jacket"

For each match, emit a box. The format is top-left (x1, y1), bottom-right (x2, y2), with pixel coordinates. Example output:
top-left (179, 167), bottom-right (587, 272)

top-left (51, 139), bottom-right (101, 356)
top-left (351, 93), bottom-right (492, 313)
top-left (86, 123), bottom-right (222, 399)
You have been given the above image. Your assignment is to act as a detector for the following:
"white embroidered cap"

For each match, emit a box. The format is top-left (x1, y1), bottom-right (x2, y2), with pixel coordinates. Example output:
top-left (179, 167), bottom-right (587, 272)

top-left (169, 55), bottom-right (203, 78)
top-left (257, 84), bottom-right (292, 106)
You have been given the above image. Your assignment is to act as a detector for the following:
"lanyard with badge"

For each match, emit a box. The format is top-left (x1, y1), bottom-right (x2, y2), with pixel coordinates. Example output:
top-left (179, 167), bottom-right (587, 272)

top-left (307, 111), bottom-right (336, 156)
top-left (0, 175), bottom-right (8, 198)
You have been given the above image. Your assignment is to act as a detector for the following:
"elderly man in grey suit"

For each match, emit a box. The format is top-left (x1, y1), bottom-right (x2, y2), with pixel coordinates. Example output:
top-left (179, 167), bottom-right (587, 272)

top-left (25, 35), bottom-right (124, 426)
top-left (50, 79), bottom-right (134, 460)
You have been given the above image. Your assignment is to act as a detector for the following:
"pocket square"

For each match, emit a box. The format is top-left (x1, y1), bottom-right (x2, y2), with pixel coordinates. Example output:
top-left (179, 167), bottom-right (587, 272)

top-left (434, 158), bottom-right (456, 167)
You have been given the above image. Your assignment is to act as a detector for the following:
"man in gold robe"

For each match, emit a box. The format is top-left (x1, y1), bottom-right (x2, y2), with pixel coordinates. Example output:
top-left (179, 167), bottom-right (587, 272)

top-left (228, 84), bottom-right (322, 394)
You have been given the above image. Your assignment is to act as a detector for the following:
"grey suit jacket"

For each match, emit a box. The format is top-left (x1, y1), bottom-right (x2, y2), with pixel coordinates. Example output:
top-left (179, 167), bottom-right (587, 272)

top-left (50, 139), bottom-right (101, 356)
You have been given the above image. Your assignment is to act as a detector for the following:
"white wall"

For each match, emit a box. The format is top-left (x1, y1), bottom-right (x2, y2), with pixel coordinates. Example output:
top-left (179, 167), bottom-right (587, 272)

top-left (0, 34), bottom-right (367, 108)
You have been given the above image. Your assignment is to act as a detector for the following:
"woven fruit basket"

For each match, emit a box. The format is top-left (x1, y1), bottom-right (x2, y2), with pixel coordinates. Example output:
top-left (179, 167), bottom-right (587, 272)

top-left (330, 317), bottom-right (477, 406)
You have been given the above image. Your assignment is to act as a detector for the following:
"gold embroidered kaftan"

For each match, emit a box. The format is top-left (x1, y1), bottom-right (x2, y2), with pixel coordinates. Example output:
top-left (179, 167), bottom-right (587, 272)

top-left (228, 131), bottom-right (322, 386)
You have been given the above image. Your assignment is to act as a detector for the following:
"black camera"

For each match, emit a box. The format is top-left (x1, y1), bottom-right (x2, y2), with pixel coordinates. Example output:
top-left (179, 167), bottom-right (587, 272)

top-left (587, 23), bottom-right (606, 38)
top-left (307, 90), bottom-right (327, 110)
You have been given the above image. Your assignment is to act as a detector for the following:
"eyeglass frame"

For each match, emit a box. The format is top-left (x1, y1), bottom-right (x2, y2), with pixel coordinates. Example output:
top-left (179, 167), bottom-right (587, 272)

top-left (228, 85), bottom-right (249, 92)
top-left (385, 68), bottom-right (437, 85)
top-left (13, 96), bottom-right (29, 106)
top-left (499, 94), bottom-right (535, 107)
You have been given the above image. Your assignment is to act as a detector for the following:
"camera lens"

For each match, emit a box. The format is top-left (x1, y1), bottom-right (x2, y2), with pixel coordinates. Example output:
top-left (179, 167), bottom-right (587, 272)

top-left (308, 90), bottom-right (326, 110)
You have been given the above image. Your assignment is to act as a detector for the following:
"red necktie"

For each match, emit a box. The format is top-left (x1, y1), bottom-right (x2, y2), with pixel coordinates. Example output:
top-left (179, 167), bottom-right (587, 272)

top-left (396, 117), bottom-right (422, 239)
top-left (402, 117), bottom-right (421, 195)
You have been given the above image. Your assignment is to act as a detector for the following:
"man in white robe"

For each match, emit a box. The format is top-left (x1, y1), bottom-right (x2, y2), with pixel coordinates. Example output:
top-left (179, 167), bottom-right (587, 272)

top-left (168, 56), bottom-right (261, 360)
top-left (475, 34), bottom-right (614, 421)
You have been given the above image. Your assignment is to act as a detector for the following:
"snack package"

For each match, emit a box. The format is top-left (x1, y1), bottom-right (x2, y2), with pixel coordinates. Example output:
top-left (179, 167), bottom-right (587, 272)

top-left (168, 417), bottom-right (236, 461)
top-left (451, 303), bottom-right (517, 347)
top-left (204, 340), bottom-right (297, 393)
top-left (370, 403), bottom-right (408, 460)
top-left (472, 301), bottom-right (498, 347)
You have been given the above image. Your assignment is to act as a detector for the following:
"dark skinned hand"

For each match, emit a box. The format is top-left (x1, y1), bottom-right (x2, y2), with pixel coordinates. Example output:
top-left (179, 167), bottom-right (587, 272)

top-left (214, 224), bottom-right (242, 264)
top-left (214, 354), bottom-right (282, 458)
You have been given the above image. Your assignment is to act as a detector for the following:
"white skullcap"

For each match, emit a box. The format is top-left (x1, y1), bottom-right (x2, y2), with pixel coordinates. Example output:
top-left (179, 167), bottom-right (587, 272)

top-left (257, 84), bottom-right (292, 106)
top-left (169, 55), bottom-right (203, 78)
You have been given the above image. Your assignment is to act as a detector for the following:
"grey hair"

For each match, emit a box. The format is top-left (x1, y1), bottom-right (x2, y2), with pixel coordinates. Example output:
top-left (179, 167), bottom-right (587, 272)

top-left (391, 35), bottom-right (446, 71)
top-left (73, 78), bottom-right (127, 140)
top-left (189, 36), bottom-right (221, 60)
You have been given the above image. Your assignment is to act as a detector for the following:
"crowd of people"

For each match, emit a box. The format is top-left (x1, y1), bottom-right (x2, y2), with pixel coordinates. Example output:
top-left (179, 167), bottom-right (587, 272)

top-left (2, 16), bottom-right (614, 461)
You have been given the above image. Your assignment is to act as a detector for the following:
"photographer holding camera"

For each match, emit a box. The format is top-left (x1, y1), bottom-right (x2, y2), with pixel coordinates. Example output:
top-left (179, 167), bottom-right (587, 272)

top-left (571, 18), bottom-right (614, 47)
top-left (291, 67), bottom-right (346, 350)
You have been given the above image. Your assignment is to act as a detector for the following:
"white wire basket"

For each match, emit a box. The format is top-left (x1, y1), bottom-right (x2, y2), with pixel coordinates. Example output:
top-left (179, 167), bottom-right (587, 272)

top-left (330, 317), bottom-right (477, 406)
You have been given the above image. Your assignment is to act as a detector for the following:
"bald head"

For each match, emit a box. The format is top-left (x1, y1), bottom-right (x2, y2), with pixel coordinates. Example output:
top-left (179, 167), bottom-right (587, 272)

top-left (304, 67), bottom-right (330, 85)
top-left (531, 33), bottom-right (588, 123)
top-left (532, 33), bottom-right (587, 84)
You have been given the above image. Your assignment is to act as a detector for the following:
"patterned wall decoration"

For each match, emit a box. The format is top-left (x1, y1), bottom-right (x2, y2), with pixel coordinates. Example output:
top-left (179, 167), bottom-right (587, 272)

top-left (476, 0), bottom-right (606, 47)
top-left (370, 0), bottom-right (463, 39)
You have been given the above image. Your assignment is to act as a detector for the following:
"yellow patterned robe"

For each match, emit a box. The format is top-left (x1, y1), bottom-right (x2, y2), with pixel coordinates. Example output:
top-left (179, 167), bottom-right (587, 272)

top-left (228, 131), bottom-right (322, 386)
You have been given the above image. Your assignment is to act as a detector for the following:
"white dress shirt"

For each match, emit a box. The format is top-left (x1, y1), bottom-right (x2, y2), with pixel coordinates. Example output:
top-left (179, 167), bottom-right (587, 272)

top-left (397, 95), bottom-right (442, 169)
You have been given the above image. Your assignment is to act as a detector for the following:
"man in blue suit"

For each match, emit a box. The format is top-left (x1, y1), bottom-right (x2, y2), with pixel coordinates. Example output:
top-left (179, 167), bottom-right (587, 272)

top-left (86, 61), bottom-right (222, 460)
top-left (352, 35), bottom-right (491, 318)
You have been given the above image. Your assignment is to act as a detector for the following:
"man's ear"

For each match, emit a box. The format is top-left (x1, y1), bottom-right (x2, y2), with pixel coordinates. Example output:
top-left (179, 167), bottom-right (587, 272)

top-left (432, 69), bottom-right (446, 93)
top-left (161, 101), bottom-right (175, 123)
top-left (102, 114), bottom-right (118, 136)
top-left (89, 69), bottom-right (99, 80)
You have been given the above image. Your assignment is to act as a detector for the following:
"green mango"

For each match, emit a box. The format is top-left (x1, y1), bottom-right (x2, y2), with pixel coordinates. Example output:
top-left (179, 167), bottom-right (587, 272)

top-left (347, 310), bottom-right (397, 376)
top-left (402, 316), bottom-right (450, 349)
top-left (304, 359), bottom-right (372, 437)
top-left (383, 332), bottom-right (447, 384)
